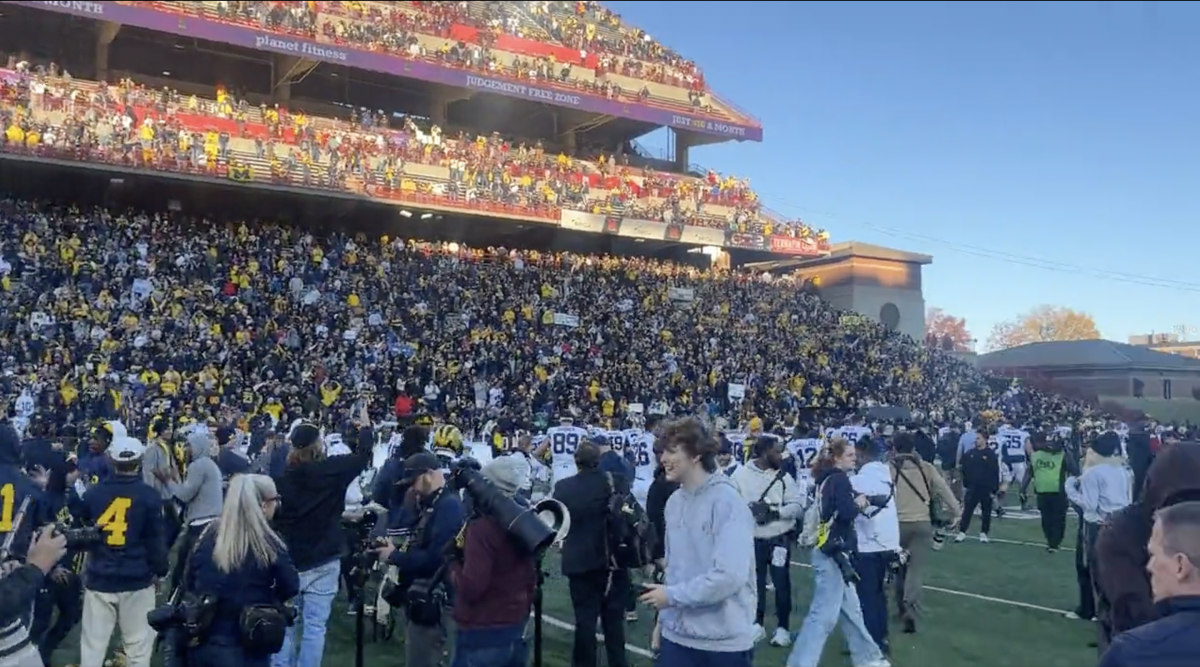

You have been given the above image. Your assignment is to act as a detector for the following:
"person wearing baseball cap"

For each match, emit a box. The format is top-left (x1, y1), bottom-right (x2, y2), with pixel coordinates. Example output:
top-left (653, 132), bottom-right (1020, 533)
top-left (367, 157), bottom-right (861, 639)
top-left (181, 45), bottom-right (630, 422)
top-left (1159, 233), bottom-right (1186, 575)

top-left (77, 435), bottom-right (169, 667)
top-left (371, 449), bottom-right (465, 667)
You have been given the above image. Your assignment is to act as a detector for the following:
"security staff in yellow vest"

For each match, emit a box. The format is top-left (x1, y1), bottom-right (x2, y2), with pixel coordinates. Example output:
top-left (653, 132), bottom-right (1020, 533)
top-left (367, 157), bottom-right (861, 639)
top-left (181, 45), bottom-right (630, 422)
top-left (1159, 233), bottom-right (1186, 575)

top-left (1026, 433), bottom-right (1077, 552)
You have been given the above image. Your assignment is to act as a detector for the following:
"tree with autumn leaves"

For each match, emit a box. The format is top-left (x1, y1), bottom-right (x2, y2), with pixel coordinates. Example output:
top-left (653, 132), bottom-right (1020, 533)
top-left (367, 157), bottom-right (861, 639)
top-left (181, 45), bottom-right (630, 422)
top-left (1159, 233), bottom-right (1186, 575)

top-left (985, 305), bottom-right (1101, 352)
top-left (925, 308), bottom-right (974, 352)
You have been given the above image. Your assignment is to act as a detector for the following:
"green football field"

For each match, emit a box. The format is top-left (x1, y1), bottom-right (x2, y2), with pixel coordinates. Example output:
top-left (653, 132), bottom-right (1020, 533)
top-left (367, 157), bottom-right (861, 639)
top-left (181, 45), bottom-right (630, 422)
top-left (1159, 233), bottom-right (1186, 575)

top-left (51, 507), bottom-right (1103, 667)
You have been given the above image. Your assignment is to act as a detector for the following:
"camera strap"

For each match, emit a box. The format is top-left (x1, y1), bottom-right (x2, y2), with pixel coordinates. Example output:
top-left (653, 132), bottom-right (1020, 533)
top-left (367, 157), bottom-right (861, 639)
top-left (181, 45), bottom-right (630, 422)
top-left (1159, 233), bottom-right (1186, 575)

top-left (169, 523), bottom-right (213, 605)
top-left (756, 470), bottom-right (788, 504)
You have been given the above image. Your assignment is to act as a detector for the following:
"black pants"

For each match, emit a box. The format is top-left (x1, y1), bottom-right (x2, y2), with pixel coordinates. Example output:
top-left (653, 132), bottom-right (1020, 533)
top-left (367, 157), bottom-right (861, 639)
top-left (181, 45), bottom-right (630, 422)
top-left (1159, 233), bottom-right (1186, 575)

top-left (1037, 491), bottom-right (1069, 549)
top-left (163, 500), bottom-right (183, 551)
top-left (1075, 518), bottom-right (1098, 620)
top-left (959, 488), bottom-right (993, 534)
top-left (169, 523), bottom-right (208, 596)
top-left (853, 551), bottom-right (891, 653)
top-left (31, 571), bottom-right (83, 665)
top-left (567, 569), bottom-right (629, 667)
top-left (189, 637), bottom-right (270, 667)
top-left (753, 538), bottom-right (792, 630)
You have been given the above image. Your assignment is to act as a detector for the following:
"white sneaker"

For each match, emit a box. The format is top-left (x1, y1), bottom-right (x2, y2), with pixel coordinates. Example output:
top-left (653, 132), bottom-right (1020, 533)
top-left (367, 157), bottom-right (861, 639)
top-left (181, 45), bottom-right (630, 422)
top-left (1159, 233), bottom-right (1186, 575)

top-left (751, 623), bottom-right (766, 644)
top-left (770, 627), bottom-right (792, 647)
top-left (954, 531), bottom-right (966, 543)
top-left (625, 610), bottom-right (638, 622)
top-left (979, 533), bottom-right (990, 543)
top-left (858, 660), bottom-right (892, 667)
top-left (766, 581), bottom-right (775, 591)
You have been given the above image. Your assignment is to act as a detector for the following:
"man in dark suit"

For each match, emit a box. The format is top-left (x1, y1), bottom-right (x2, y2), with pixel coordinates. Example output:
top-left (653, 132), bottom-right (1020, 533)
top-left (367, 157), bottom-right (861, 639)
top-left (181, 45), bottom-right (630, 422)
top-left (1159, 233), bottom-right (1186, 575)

top-left (552, 440), bottom-right (630, 667)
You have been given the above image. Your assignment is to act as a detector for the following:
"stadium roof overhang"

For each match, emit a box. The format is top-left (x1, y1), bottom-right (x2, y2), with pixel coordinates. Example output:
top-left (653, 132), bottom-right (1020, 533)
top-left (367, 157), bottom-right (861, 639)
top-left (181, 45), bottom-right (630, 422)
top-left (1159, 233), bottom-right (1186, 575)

top-left (742, 241), bottom-right (933, 272)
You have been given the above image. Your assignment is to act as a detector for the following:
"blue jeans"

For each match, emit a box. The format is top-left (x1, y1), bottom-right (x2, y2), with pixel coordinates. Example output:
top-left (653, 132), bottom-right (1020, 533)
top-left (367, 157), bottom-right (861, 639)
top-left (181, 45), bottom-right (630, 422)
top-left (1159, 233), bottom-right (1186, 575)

top-left (271, 559), bottom-right (340, 667)
top-left (451, 622), bottom-right (527, 667)
top-left (786, 550), bottom-right (885, 667)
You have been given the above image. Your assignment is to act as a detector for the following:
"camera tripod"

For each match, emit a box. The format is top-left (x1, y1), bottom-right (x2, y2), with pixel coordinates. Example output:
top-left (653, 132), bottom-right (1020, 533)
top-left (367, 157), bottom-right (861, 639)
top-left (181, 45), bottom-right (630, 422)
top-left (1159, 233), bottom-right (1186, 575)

top-left (350, 553), bottom-right (395, 667)
top-left (532, 558), bottom-right (548, 667)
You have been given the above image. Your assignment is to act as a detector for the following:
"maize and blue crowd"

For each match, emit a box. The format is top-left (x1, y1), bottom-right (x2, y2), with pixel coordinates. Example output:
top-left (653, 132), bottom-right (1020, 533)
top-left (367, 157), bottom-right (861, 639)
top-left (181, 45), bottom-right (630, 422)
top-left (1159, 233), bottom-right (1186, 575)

top-left (0, 189), bottom-right (1194, 667)
top-left (0, 10), bottom-right (1193, 666)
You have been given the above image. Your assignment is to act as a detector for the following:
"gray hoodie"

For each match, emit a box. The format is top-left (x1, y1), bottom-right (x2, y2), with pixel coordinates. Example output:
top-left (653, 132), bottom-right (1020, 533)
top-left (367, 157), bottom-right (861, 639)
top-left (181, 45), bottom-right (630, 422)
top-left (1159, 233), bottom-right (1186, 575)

top-left (659, 472), bottom-right (758, 653)
top-left (142, 440), bottom-right (177, 501)
top-left (165, 432), bottom-right (223, 524)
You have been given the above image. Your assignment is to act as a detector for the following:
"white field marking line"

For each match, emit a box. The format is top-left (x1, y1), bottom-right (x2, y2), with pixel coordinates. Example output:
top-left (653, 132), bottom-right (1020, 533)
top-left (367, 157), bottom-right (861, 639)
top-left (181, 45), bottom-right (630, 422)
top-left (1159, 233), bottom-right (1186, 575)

top-left (961, 533), bottom-right (1077, 552)
top-left (539, 613), bottom-right (656, 657)
top-left (788, 560), bottom-right (1071, 615)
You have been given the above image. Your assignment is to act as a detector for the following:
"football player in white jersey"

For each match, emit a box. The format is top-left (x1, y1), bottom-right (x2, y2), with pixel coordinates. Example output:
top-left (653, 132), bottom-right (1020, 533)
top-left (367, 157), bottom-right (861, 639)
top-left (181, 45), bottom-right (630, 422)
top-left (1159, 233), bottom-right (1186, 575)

top-left (625, 430), bottom-right (656, 509)
top-left (996, 424), bottom-right (1030, 509)
top-left (785, 434), bottom-right (823, 487)
top-left (533, 417), bottom-right (588, 486)
top-left (832, 416), bottom-right (872, 445)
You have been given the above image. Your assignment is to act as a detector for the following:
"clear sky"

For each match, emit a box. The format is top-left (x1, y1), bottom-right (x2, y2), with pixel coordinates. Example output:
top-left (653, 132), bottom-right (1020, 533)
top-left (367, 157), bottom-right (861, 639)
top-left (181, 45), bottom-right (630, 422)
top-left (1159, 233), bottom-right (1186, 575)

top-left (607, 0), bottom-right (1200, 347)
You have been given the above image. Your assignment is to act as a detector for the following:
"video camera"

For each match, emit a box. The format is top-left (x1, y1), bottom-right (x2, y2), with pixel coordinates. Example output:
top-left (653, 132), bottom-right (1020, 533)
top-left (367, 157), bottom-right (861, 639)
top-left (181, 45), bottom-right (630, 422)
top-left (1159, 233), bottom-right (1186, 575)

top-left (819, 537), bottom-right (860, 584)
top-left (53, 523), bottom-right (103, 550)
top-left (147, 593), bottom-right (219, 667)
top-left (444, 459), bottom-right (570, 557)
top-left (385, 459), bottom-right (572, 625)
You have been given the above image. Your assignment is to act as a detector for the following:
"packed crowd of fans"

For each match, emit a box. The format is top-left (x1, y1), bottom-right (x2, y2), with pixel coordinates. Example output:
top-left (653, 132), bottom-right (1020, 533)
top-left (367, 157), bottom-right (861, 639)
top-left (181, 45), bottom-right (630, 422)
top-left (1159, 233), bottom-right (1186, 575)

top-left (1, 194), bottom-right (950, 441)
top-left (0, 63), bottom-right (825, 241)
top-left (138, 0), bottom-right (725, 118)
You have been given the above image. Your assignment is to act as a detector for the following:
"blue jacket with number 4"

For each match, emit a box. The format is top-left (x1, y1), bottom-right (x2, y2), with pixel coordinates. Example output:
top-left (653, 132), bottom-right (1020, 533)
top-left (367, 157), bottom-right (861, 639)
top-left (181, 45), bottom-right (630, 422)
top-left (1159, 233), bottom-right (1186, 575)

top-left (76, 473), bottom-right (169, 593)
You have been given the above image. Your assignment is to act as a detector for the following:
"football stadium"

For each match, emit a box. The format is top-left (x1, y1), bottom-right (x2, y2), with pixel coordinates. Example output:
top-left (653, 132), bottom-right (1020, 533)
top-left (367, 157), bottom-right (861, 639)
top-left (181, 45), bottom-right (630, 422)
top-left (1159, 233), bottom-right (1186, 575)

top-left (0, 3), bottom-right (1133, 667)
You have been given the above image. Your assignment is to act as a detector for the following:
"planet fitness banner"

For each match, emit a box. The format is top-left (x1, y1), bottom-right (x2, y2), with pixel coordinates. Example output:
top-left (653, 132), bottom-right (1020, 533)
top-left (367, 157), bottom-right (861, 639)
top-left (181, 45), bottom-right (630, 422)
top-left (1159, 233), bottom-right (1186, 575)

top-left (25, 1), bottom-right (763, 141)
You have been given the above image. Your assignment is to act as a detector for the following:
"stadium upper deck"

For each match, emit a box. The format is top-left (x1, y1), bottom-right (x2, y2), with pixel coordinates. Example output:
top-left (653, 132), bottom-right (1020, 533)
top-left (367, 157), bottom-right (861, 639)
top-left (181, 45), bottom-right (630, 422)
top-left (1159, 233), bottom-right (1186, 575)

top-left (2, 1), bottom-right (823, 258)
top-left (19, 1), bottom-right (761, 141)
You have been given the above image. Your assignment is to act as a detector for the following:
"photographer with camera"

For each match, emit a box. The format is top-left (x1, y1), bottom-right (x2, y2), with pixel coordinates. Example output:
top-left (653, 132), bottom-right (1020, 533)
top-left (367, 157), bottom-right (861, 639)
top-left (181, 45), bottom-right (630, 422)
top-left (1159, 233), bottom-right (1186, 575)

top-left (1, 526), bottom-right (69, 667)
top-left (271, 406), bottom-right (374, 667)
top-left (74, 436), bottom-right (170, 667)
top-left (181, 474), bottom-right (300, 667)
top-left (849, 437), bottom-right (900, 655)
top-left (787, 438), bottom-right (889, 667)
top-left (730, 434), bottom-right (804, 647)
top-left (447, 455), bottom-right (536, 667)
top-left (889, 432), bottom-right (959, 636)
top-left (371, 451), bottom-right (465, 667)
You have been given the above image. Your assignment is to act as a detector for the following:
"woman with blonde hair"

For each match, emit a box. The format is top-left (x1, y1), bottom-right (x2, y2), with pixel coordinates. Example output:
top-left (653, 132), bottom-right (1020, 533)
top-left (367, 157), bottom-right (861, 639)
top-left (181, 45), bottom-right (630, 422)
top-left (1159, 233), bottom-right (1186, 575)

top-left (186, 474), bottom-right (300, 667)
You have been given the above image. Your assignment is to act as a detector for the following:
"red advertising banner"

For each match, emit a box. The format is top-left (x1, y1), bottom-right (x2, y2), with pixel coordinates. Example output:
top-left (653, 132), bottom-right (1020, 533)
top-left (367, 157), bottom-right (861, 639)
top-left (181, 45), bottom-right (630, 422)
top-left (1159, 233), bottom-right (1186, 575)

top-left (448, 24), bottom-right (600, 69)
top-left (769, 235), bottom-right (826, 257)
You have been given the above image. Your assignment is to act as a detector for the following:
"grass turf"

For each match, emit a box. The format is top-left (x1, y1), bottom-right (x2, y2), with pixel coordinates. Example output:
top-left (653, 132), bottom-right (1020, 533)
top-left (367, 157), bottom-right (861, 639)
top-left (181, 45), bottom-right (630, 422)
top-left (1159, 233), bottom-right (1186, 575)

top-left (50, 508), bottom-right (1101, 667)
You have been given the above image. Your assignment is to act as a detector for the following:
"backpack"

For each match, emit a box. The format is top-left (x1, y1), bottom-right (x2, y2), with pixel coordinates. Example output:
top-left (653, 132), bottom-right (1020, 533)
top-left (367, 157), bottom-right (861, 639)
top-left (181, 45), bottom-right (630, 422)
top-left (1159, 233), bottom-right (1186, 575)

top-left (604, 472), bottom-right (655, 569)
top-left (798, 479), bottom-right (829, 548)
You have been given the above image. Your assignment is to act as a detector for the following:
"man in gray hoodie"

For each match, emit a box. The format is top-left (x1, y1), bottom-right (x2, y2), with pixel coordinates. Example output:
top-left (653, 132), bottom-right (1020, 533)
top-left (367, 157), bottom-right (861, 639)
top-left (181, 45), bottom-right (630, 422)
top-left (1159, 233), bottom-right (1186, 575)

top-left (639, 418), bottom-right (757, 667)
top-left (141, 428), bottom-right (182, 549)
top-left (154, 430), bottom-right (223, 595)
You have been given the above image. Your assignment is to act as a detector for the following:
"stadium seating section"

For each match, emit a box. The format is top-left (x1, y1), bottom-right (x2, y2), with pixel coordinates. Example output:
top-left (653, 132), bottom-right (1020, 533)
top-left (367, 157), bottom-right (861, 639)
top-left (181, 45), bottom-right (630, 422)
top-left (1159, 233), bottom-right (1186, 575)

top-left (0, 189), bottom-right (987, 436)
top-left (127, 1), bottom-right (756, 125)
top-left (0, 67), bottom-right (821, 241)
